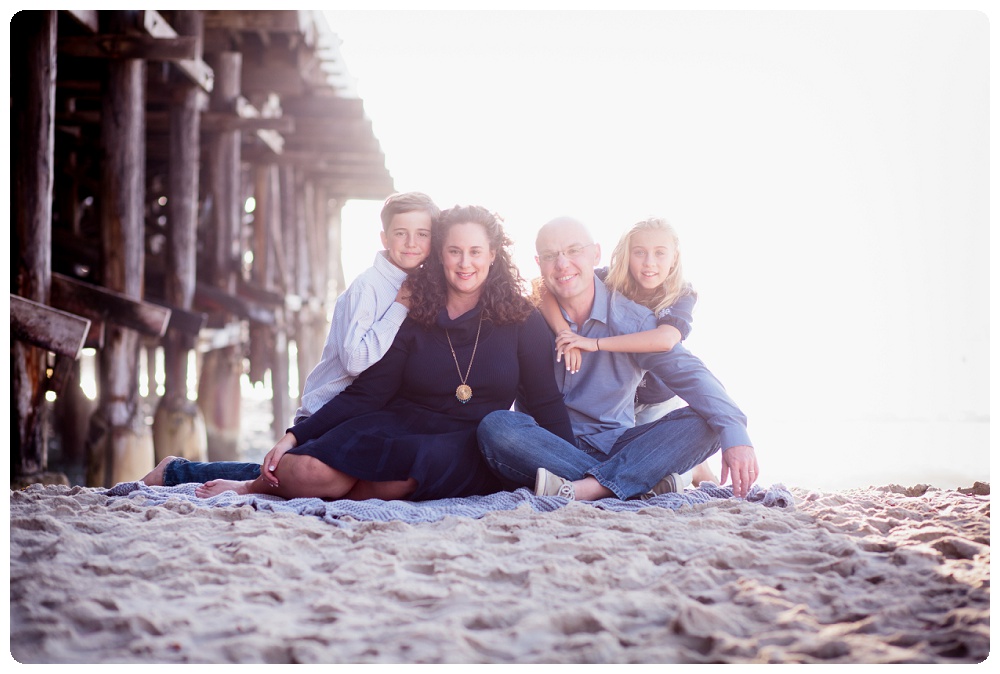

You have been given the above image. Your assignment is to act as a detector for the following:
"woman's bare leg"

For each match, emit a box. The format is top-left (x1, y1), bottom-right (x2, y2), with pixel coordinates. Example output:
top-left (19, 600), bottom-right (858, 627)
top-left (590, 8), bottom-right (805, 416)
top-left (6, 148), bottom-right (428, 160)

top-left (345, 478), bottom-right (418, 501)
top-left (195, 454), bottom-right (358, 500)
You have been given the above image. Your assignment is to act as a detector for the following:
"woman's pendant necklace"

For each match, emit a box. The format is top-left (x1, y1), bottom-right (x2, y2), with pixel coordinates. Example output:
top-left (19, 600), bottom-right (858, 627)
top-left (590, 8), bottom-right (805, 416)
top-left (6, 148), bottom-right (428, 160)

top-left (445, 314), bottom-right (484, 404)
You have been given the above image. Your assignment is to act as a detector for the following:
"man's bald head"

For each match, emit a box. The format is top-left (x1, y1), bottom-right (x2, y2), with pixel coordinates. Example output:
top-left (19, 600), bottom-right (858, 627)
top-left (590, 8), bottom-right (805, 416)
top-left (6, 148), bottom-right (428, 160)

top-left (535, 216), bottom-right (594, 254)
top-left (534, 216), bottom-right (601, 318)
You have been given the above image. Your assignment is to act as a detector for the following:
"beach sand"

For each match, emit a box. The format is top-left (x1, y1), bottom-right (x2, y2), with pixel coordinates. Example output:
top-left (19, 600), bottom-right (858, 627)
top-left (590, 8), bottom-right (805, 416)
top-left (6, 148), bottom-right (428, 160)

top-left (8, 478), bottom-right (989, 664)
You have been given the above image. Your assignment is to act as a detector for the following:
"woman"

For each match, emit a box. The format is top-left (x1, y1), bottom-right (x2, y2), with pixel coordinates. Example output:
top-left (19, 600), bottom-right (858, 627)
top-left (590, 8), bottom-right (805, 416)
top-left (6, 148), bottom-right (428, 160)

top-left (145, 205), bottom-right (574, 501)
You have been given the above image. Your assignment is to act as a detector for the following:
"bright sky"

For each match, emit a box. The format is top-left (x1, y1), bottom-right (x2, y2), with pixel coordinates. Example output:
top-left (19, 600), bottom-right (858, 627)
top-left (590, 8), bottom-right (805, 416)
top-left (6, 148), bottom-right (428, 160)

top-left (323, 8), bottom-right (990, 488)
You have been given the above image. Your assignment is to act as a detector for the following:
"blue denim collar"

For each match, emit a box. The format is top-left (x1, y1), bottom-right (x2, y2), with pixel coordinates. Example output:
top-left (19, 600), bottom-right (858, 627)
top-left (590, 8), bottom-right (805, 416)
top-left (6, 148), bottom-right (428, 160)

top-left (560, 275), bottom-right (609, 330)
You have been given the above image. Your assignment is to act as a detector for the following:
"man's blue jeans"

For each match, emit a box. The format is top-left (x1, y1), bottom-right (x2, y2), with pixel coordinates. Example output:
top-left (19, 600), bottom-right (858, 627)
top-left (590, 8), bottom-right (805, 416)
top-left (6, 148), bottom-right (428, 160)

top-left (162, 458), bottom-right (261, 486)
top-left (477, 406), bottom-right (721, 499)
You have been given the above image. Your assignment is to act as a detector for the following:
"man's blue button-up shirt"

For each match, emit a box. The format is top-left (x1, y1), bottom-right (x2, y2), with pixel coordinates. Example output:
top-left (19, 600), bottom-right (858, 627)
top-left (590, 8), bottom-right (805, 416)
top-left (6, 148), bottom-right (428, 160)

top-left (545, 278), bottom-right (753, 455)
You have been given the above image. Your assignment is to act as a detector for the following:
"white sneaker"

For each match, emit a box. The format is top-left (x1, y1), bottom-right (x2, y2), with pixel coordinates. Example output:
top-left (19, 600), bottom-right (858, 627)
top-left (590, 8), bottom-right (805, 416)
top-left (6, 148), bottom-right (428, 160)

top-left (639, 472), bottom-right (683, 501)
top-left (534, 467), bottom-right (575, 499)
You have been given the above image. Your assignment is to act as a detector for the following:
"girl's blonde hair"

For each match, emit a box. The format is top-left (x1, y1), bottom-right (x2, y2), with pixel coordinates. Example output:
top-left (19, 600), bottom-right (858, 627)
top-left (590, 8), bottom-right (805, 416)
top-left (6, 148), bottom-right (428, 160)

top-left (605, 217), bottom-right (686, 315)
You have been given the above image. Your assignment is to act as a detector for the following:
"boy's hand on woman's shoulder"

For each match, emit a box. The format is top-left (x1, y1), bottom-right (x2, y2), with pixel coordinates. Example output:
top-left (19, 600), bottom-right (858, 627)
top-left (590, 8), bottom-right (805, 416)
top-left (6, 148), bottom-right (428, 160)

top-left (395, 280), bottom-right (413, 309)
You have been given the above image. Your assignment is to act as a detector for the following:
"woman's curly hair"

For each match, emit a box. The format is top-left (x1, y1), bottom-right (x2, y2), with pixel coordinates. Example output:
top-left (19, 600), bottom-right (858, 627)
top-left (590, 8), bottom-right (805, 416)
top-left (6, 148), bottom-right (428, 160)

top-left (408, 205), bottom-right (534, 328)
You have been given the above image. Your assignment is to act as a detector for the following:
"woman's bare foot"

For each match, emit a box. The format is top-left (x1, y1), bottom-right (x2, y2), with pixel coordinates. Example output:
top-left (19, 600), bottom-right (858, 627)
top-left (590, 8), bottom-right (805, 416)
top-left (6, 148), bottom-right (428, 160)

top-left (141, 456), bottom-right (179, 486)
top-left (692, 461), bottom-right (719, 487)
top-left (195, 479), bottom-right (253, 498)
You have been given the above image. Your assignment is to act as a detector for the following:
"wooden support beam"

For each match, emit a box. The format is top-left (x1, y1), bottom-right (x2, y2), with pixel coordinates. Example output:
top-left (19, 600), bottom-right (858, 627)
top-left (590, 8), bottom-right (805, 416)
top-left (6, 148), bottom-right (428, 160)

top-left (152, 9), bottom-right (210, 468)
top-left (283, 135), bottom-right (383, 151)
top-left (200, 112), bottom-right (294, 134)
top-left (242, 148), bottom-right (389, 175)
top-left (149, 301), bottom-right (208, 336)
top-left (12, 10), bottom-right (58, 477)
top-left (54, 109), bottom-right (292, 134)
top-left (234, 96), bottom-right (285, 154)
top-left (139, 8), bottom-right (179, 37)
top-left (140, 9), bottom-right (213, 92)
top-left (280, 95), bottom-right (366, 118)
top-left (84, 320), bottom-right (107, 350)
top-left (56, 43), bottom-right (213, 94)
top-left (287, 116), bottom-right (375, 139)
top-left (250, 130), bottom-right (284, 154)
top-left (57, 10), bottom-right (213, 92)
top-left (163, 8), bottom-right (204, 342)
top-left (64, 9), bottom-right (99, 33)
top-left (195, 282), bottom-right (276, 325)
top-left (10, 295), bottom-right (92, 360)
top-left (238, 275), bottom-right (288, 309)
top-left (48, 355), bottom-right (81, 397)
top-left (51, 273), bottom-right (171, 338)
top-left (239, 60), bottom-right (339, 98)
top-left (309, 180), bottom-right (396, 201)
top-left (204, 10), bottom-right (304, 33)
top-left (88, 12), bottom-right (156, 486)
top-left (204, 51), bottom-right (242, 291)
top-left (196, 322), bottom-right (246, 352)
top-left (58, 35), bottom-right (200, 62)
top-left (292, 163), bottom-right (393, 179)
top-left (248, 136), bottom-right (383, 158)
top-left (268, 149), bottom-right (387, 165)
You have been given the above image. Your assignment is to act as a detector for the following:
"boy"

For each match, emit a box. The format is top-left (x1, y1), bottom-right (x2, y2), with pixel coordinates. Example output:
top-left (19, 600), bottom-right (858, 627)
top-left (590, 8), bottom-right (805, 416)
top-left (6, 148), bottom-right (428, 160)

top-left (293, 191), bottom-right (440, 423)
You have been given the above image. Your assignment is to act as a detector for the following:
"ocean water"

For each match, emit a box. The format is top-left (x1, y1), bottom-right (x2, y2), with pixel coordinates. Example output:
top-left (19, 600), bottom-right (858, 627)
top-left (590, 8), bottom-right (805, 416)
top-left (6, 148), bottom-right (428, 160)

top-left (747, 418), bottom-right (990, 492)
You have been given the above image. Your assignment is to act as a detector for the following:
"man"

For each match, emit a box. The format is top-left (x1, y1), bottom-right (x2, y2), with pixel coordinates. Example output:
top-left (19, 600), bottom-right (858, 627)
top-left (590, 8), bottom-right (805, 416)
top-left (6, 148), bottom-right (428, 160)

top-left (477, 216), bottom-right (759, 499)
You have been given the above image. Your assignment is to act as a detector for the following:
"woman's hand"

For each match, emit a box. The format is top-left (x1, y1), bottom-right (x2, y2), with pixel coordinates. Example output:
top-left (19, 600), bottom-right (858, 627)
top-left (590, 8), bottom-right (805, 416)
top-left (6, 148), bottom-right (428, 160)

top-left (260, 432), bottom-right (298, 487)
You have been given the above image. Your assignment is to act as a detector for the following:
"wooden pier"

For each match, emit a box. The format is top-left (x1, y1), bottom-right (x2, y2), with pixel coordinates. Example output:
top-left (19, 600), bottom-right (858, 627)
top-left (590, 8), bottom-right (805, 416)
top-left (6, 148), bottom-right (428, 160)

top-left (10, 10), bottom-right (395, 487)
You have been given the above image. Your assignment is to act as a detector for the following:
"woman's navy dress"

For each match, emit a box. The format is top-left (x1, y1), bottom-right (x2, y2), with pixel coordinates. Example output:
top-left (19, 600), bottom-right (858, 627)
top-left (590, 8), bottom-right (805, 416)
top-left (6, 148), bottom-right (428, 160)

top-left (285, 305), bottom-right (574, 500)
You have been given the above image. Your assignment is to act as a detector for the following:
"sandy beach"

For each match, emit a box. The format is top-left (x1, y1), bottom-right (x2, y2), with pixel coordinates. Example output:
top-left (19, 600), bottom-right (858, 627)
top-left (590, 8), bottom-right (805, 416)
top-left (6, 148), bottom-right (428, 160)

top-left (8, 477), bottom-right (989, 664)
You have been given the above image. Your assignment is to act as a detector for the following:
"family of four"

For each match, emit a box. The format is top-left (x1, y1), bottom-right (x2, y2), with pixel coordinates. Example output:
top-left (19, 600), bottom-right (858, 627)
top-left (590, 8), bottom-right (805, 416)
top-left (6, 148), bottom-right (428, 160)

top-left (143, 192), bottom-right (759, 501)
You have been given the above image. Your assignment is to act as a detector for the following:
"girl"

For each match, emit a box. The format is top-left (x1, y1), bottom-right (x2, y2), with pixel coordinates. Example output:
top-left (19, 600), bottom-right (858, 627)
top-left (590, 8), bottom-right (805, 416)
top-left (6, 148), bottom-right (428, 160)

top-left (536, 216), bottom-right (717, 488)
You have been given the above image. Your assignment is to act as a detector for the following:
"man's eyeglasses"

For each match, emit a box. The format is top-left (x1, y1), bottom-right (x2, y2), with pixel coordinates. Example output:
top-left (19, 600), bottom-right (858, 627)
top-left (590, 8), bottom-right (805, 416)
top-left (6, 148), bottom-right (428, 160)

top-left (537, 243), bottom-right (595, 264)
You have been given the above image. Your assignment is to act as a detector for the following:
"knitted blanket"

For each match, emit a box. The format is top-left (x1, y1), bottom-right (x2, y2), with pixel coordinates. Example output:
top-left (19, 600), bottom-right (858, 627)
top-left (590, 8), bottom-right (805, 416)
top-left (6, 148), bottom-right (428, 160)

top-left (104, 480), bottom-right (795, 528)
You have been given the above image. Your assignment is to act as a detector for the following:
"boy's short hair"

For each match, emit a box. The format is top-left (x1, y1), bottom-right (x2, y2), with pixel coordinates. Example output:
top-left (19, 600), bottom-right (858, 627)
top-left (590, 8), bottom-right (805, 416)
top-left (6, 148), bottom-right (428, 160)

top-left (380, 192), bottom-right (441, 232)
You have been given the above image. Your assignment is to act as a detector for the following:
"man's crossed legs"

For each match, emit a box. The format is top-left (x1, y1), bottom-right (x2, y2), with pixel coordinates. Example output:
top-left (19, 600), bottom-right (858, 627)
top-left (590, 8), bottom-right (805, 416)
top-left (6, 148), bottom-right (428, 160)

top-left (478, 406), bottom-right (720, 500)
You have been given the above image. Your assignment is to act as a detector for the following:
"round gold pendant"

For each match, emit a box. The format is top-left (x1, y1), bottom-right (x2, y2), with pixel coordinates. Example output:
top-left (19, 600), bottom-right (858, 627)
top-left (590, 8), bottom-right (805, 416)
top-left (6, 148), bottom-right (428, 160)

top-left (456, 384), bottom-right (473, 403)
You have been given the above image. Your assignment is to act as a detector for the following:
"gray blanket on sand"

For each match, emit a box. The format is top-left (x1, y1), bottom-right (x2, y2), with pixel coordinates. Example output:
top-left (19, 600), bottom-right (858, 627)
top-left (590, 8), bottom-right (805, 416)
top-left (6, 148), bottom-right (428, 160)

top-left (104, 481), bottom-right (795, 528)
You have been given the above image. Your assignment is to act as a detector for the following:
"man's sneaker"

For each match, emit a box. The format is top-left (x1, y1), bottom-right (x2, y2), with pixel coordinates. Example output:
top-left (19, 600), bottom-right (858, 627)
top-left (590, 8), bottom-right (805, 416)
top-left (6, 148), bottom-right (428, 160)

top-left (534, 467), bottom-right (575, 499)
top-left (639, 472), bottom-right (683, 501)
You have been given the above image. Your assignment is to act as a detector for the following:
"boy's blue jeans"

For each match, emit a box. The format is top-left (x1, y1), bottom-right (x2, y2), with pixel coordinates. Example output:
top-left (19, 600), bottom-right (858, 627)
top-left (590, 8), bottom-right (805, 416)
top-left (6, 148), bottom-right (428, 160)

top-left (477, 406), bottom-right (721, 499)
top-left (163, 458), bottom-right (261, 486)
